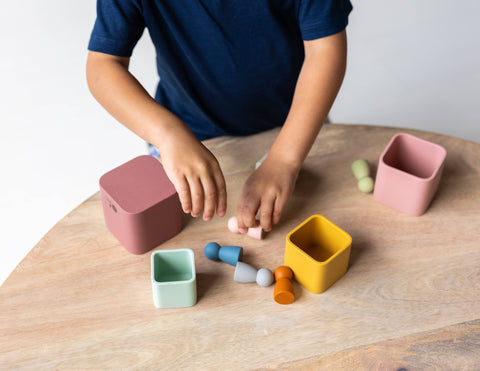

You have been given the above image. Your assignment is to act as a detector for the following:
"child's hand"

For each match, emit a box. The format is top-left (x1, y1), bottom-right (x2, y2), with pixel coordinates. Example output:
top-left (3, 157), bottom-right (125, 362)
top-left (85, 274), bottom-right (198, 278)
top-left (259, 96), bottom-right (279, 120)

top-left (158, 126), bottom-right (226, 221)
top-left (236, 156), bottom-right (299, 232)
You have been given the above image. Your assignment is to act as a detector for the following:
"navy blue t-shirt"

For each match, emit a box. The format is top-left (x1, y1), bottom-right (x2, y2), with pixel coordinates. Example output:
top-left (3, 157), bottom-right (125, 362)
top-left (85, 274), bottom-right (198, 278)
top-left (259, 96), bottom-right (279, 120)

top-left (88, 0), bottom-right (352, 140)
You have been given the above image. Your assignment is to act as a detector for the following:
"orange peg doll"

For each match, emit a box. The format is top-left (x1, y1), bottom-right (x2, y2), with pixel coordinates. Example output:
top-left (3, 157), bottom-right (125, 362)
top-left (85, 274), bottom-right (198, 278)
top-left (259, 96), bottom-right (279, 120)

top-left (273, 266), bottom-right (295, 304)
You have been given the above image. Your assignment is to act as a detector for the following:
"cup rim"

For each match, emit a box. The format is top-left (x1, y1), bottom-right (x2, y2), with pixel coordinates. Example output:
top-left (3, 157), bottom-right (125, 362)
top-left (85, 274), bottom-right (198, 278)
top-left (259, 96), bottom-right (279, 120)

top-left (286, 215), bottom-right (352, 265)
top-left (379, 132), bottom-right (447, 182)
top-left (151, 248), bottom-right (196, 285)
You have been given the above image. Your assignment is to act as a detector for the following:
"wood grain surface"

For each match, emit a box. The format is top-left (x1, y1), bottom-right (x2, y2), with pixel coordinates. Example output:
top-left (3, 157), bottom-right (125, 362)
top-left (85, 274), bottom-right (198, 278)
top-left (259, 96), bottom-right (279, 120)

top-left (1, 124), bottom-right (479, 369)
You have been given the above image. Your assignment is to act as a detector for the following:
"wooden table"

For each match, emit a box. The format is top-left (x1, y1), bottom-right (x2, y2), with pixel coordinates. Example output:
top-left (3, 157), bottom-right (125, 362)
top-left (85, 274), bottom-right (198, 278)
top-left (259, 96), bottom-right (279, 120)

top-left (1, 124), bottom-right (479, 369)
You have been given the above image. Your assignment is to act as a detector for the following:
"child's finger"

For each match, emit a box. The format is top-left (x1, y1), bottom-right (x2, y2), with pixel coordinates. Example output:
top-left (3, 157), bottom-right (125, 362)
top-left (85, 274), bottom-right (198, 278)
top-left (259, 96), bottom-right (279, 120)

top-left (259, 195), bottom-right (275, 232)
top-left (201, 176), bottom-right (217, 221)
top-left (214, 172), bottom-right (227, 217)
top-left (272, 195), bottom-right (287, 225)
top-left (172, 175), bottom-right (192, 214)
top-left (188, 177), bottom-right (204, 218)
top-left (237, 193), bottom-right (260, 230)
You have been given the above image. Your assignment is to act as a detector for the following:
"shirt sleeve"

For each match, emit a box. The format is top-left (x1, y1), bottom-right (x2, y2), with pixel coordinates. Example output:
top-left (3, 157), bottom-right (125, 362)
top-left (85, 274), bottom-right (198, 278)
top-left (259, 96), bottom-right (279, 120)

top-left (298, 0), bottom-right (353, 41)
top-left (88, 0), bottom-right (145, 57)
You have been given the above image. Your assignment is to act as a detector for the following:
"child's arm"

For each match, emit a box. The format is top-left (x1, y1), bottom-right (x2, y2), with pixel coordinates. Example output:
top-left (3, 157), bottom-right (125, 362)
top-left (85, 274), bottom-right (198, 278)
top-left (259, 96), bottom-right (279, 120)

top-left (86, 51), bottom-right (226, 221)
top-left (236, 30), bottom-right (348, 232)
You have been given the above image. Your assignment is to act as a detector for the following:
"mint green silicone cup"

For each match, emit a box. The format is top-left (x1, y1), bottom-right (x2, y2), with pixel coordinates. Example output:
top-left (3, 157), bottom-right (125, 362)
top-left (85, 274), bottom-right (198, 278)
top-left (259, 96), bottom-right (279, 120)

top-left (151, 249), bottom-right (197, 308)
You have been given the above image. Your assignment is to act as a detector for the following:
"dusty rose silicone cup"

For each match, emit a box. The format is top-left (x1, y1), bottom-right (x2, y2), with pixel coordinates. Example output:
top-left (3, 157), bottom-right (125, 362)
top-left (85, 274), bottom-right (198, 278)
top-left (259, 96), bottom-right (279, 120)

top-left (373, 133), bottom-right (447, 216)
top-left (100, 155), bottom-right (182, 254)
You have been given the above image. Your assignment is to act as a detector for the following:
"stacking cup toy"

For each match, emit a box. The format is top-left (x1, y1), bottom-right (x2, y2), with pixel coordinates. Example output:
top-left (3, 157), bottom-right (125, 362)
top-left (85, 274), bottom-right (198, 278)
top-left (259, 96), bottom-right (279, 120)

top-left (151, 249), bottom-right (197, 308)
top-left (284, 215), bottom-right (352, 294)
top-left (100, 155), bottom-right (182, 254)
top-left (373, 133), bottom-right (447, 216)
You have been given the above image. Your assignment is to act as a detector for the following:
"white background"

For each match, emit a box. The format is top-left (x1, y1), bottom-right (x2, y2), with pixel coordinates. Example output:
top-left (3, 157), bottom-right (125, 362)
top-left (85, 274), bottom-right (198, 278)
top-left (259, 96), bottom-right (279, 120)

top-left (1, 1), bottom-right (479, 286)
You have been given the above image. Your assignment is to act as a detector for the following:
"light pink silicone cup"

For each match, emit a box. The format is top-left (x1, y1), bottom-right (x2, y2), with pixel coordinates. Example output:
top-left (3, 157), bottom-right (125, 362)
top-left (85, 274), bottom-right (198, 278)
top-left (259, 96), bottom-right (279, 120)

top-left (100, 155), bottom-right (182, 254)
top-left (373, 133), bottom-right (447, 216)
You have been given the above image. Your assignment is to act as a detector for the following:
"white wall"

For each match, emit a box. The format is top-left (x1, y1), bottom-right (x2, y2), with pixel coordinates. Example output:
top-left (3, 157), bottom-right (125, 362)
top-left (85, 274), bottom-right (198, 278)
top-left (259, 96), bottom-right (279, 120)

top-left (0, 0), bottom-right (156, 285)
top-left (331, 0), bottom-right (480, 141)
top-left (1, 1), bottom-right (479, 286)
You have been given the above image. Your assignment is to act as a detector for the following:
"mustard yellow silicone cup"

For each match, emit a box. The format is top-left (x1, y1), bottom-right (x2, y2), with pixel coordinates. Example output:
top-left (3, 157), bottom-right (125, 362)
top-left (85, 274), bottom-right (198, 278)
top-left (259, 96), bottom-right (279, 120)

top-left (284, 215), bottom-right (352, 294)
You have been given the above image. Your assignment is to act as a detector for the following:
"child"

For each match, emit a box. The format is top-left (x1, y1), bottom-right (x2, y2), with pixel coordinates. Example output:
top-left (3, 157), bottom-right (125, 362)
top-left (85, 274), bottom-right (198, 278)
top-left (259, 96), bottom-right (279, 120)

top-left (86, 0), bottom-right (352, 233)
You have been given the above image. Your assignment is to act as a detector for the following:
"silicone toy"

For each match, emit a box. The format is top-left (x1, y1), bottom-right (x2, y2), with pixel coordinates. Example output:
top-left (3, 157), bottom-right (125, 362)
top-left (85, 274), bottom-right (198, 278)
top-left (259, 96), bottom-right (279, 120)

top-left (273, 266), bottom-right (295, 304)
top-left (227, 216), bottom-right (263, 240)
top-left (373, 133), bottom-right (447, 216)
top-left (151, 249), bottom-right (197, 309)
top-left (351, 159), bottom-right (374, 193)
top-left (234, 262), bottom-right (274, 287)
top-left (284, 215), bottom-right (352, 294)
top-left (204, 242), bottom-right (243, 266)
top-left (99, 155), bottom-right (182, 254)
